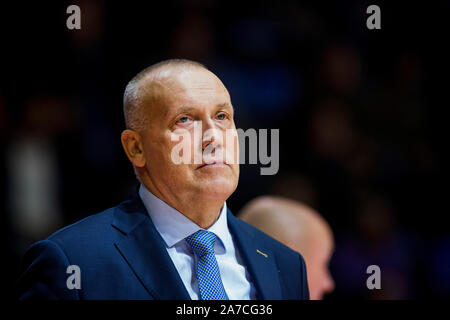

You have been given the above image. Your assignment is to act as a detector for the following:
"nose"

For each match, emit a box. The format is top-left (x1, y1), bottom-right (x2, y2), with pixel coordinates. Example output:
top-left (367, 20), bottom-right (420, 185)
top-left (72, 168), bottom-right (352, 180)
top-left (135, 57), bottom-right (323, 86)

top-left (202, 125), bottom-right (222, 151)
top-left (202, 134), bottom-right (217, 151)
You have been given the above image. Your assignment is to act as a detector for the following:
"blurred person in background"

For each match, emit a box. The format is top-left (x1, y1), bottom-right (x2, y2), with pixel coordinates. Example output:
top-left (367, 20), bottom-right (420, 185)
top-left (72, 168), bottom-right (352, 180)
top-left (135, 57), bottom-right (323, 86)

top-left (239, 196), bottom-right (335, 300)
top-left (6, 95), bottom-right (75, 247)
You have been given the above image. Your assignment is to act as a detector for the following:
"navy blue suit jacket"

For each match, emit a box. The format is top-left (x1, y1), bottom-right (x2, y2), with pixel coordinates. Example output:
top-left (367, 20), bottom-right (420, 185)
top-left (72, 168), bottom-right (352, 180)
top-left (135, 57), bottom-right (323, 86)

top-left (17, 187), bottom-right (309, 300)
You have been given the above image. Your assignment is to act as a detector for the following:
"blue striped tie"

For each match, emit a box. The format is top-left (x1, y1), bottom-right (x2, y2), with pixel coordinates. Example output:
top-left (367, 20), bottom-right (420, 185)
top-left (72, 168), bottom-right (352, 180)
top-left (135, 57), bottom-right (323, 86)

top-left (185, 230), bottom-right (229, 300)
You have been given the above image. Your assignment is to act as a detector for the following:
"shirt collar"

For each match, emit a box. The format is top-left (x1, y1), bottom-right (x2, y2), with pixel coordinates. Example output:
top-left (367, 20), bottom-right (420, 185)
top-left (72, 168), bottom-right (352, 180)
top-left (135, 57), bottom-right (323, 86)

top-left (138, 184), bottom-right (230, 251)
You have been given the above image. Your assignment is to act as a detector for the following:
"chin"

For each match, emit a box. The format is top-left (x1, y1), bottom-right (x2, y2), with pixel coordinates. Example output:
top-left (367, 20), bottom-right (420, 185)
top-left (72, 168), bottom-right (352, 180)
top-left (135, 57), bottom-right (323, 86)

top-left (197, 178), bottom-right (238, 200)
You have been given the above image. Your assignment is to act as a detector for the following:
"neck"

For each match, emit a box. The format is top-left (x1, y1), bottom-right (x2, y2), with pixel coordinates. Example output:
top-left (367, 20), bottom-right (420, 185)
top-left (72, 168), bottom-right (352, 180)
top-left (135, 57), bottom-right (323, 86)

top-left (180, 201), bottom-right (223, 229)
top-left (140, 177), bottom-right (224, 229)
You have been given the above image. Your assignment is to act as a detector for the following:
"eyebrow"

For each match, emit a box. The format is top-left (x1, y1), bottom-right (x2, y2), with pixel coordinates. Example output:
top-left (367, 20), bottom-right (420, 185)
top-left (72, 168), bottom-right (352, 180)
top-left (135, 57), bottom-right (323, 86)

top-left (171, 106), bottom-right (196, 117)
top-left (216, 102), bottom-right (233, 110)
top-left (169, 103), bottom-right (233, 119)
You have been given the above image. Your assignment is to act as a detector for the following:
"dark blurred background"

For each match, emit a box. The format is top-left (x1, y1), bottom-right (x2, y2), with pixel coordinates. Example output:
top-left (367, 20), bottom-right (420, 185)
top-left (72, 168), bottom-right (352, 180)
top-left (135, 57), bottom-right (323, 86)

top-left (1, 0), bottom-right (448, 299)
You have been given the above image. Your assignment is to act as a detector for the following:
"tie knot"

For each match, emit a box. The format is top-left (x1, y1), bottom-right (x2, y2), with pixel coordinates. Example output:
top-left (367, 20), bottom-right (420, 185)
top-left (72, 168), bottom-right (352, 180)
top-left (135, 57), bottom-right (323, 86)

top-left (185, 230), bottom-right (217, 257)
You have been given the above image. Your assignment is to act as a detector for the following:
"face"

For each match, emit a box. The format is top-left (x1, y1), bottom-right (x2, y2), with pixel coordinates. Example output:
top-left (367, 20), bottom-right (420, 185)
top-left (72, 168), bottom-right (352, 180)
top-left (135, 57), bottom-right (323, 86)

top-left (304, 236), bottom-right (335, 300)
top-left (138, 67), bottom-right (239, 206)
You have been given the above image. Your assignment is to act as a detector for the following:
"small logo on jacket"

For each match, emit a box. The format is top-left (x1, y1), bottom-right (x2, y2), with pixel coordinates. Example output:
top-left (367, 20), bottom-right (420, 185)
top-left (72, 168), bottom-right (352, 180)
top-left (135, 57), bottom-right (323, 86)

top-left (256, 249), bottom-right (268, 258)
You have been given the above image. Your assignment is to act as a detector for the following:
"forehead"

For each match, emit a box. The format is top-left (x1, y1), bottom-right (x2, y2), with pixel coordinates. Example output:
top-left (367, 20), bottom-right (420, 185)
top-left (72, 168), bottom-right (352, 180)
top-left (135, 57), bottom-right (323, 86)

top-left (146, 66), bottom-right (230, 108)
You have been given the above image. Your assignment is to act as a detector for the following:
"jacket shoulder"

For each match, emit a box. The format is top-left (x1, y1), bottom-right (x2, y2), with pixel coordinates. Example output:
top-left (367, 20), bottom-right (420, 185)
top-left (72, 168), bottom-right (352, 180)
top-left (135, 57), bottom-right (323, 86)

top-left (45, 207), bottom-right (118, 250)
top-left (47, 207), bottom-right (116, 242)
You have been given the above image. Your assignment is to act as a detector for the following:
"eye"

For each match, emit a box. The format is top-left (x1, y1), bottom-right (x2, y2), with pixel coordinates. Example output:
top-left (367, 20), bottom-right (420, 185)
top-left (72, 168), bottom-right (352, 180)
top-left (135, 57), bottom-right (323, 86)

top-left (176, 115), bottom-right (193, 125)
top-left (216, 113), bottom-right (227, 120)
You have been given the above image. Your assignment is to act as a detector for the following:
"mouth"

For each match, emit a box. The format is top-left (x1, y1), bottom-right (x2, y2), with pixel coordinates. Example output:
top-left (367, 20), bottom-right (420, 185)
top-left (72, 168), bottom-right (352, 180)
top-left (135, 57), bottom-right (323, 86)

top-left (196, 161), bottom-right (229, 170)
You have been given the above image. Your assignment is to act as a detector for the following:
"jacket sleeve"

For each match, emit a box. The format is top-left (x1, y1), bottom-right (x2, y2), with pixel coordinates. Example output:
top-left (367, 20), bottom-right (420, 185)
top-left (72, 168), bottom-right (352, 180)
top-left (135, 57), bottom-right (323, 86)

top-left (16, 239), bottom-right (80, 300)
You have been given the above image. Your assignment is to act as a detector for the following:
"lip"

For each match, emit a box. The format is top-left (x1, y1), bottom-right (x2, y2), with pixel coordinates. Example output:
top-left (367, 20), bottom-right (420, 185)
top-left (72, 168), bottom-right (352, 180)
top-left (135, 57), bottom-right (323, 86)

top-left (196, 161), bottom-right (229, 169)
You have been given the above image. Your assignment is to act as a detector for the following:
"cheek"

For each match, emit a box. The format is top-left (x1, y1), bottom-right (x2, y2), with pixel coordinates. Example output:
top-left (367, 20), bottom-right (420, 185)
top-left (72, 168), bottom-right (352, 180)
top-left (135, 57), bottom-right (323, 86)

top-left (306, 259), bottom-right (321, 282)
top-left (223, 129), bottom-right (240, 164)
top-left (145, 132), bottom-right (184, 169)
top-left (171, 128), bottom-right (203, 163)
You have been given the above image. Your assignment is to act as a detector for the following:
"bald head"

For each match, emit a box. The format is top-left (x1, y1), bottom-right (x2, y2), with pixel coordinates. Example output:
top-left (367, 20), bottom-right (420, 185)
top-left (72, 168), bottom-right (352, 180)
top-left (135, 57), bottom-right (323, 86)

top-left (123, 59), bottom-right (207, 131)
top-left (239, 196), bottom-right (335, 299)
top-left (239, 196), bottom-right (332, 255)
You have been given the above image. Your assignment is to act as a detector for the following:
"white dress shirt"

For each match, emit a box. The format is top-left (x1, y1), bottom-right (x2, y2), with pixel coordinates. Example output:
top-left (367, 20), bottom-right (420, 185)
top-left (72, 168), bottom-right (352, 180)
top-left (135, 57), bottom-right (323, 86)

top-left (138, 184), bottom-right (257, 300)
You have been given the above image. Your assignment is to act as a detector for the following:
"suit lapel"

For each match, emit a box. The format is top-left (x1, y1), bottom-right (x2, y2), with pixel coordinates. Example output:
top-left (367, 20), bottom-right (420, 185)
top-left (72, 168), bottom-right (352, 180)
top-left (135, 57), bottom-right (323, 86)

top-left (111, 187), bottom-right (283, 300)
top-left (111, 188), bottom-right (191, 300)
top-left (227, 210), bottom-right (283, 300)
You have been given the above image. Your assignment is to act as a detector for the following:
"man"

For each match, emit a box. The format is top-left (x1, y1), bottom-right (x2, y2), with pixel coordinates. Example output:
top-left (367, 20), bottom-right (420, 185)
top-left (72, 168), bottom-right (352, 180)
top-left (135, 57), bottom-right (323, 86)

top-left (239, 196), bottom-right (334, 300)
top-left (16, 59), bottom-right (309, 300)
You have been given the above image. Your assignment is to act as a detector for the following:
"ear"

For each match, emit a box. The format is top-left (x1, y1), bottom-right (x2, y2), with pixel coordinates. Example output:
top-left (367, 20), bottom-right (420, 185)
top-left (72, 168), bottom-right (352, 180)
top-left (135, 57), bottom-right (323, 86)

top-left (121, 129), bottom-right (146, 168)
